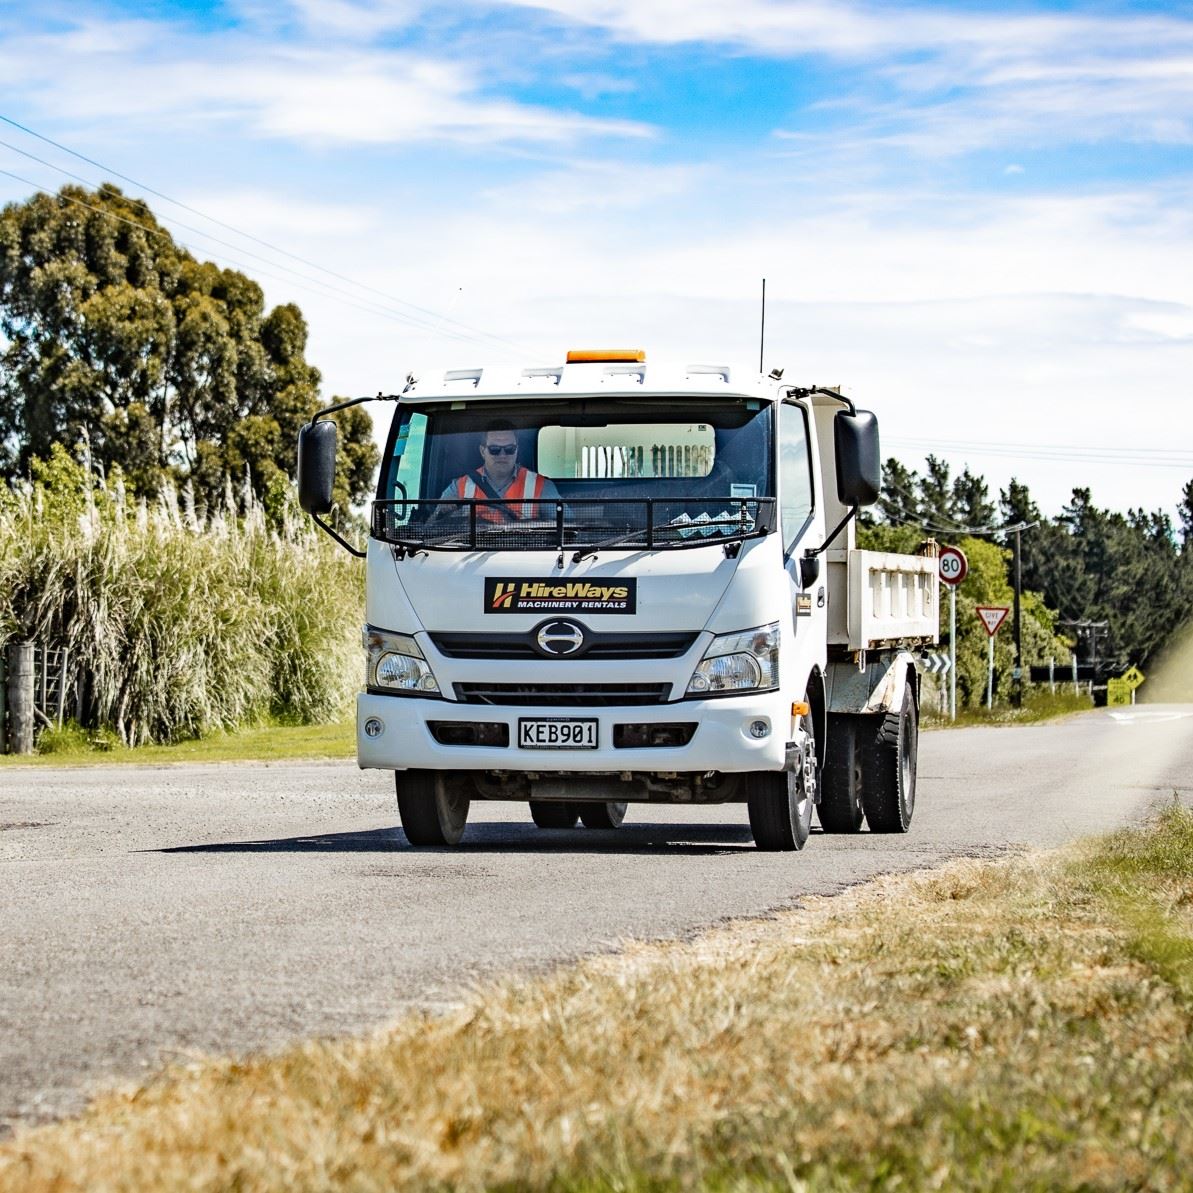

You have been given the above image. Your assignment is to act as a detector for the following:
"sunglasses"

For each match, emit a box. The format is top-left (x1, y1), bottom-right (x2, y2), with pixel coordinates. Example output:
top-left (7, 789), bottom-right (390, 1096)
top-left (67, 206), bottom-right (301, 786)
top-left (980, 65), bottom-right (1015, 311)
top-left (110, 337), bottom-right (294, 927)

top-left (484, 443), bottom-right (518, 456)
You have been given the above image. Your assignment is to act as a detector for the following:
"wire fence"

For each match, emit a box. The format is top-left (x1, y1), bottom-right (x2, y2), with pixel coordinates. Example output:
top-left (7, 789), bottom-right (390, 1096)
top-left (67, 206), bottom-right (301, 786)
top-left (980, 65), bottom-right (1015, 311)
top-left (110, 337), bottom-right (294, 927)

top-left (2, 640), bottom-right (75, 752)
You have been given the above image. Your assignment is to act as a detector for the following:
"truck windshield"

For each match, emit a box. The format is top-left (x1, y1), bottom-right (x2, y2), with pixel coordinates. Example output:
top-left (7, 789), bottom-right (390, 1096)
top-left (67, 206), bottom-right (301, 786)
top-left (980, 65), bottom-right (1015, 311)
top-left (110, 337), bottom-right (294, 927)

top-left (375, 396), bottom-right (775, 553)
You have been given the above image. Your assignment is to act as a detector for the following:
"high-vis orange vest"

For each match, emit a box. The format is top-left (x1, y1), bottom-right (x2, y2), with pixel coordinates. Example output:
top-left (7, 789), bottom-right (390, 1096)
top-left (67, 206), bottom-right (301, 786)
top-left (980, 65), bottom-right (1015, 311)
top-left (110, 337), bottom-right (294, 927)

top-left (454, 467), bottom-right (547, 521)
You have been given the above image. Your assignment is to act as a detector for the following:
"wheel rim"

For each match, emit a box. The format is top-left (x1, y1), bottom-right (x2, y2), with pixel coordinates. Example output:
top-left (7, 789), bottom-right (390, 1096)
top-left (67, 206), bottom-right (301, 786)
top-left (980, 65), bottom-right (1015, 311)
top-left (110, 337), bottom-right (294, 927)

top-left (794, 717), bottom-right (816, 830)
top-left (900, 713), bottom-right (915, 816)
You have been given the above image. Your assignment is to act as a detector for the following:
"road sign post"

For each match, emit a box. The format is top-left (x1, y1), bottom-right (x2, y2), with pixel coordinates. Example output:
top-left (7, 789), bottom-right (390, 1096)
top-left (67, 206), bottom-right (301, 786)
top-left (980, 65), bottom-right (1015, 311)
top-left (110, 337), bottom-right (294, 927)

top-left (975, 605), bottom-right (1010, 709)
top-left (938, 546), bottom-right (968, 722)
top-left (951, 587), bottom-right (957, 719)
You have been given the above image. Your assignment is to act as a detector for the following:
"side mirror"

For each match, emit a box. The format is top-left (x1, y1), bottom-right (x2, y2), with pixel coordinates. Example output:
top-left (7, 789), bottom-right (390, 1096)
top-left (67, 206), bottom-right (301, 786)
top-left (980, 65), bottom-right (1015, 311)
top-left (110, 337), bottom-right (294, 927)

top-left (834, 409), bottom-right (881, 507)
top-left (297, 420), bottom-right (337, 515)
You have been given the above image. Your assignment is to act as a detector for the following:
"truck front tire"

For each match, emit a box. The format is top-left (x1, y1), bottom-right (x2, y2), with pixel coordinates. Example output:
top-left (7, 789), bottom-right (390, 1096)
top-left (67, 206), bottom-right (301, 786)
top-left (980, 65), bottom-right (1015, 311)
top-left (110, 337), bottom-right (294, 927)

top-left (858, 685), bottom-right (918, 833)
top-left (747, 770), bottom-right (813, 851)
top-left (396, 770), bottom-right (472, 846)
top-left (747, 707), bottom-right (817, 851)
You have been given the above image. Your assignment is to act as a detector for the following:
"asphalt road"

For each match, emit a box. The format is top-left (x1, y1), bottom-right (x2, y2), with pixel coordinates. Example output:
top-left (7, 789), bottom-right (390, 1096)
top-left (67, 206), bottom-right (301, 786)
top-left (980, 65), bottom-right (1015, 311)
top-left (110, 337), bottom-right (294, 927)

top-left (2, 706), bottom-right (1192, 1135)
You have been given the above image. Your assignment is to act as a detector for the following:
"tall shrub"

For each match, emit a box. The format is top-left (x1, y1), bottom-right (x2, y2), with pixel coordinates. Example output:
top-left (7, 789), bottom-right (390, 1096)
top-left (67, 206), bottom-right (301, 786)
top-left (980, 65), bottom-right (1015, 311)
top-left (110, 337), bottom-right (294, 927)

top-left (0, 448), bottom-right (361, 744)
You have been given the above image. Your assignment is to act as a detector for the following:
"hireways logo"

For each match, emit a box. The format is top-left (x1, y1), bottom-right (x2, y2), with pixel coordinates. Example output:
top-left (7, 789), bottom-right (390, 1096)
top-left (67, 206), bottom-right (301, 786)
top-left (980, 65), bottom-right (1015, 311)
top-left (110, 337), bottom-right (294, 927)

top-left (484, 577), bottom-right (636, 614)
top-left (490, 582), bottom-right (517, 610)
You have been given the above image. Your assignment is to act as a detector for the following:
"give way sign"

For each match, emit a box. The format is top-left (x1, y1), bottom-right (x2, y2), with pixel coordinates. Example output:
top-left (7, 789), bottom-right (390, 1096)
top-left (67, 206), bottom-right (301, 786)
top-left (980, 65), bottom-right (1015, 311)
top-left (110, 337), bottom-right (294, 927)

top-left (976, 605), bottom-right (1010, 637)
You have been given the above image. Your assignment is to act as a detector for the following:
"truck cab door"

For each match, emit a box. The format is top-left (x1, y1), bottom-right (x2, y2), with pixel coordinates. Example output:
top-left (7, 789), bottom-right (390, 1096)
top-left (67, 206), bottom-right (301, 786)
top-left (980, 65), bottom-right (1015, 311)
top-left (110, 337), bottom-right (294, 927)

top-left (779, 400), bottom-right (828, 685)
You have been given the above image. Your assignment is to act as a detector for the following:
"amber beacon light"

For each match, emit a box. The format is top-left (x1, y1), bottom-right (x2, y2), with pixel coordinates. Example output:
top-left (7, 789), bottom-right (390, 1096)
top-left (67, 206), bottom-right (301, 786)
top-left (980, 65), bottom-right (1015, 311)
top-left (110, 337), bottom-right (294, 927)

top-left (566, 348), bottom-right (646, 363)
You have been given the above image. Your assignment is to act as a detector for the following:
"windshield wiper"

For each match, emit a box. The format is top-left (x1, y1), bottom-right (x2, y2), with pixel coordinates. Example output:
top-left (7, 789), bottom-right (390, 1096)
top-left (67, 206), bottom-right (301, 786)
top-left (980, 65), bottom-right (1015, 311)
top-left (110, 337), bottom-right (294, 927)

top-left (572, 527), bottom-right (650, 564)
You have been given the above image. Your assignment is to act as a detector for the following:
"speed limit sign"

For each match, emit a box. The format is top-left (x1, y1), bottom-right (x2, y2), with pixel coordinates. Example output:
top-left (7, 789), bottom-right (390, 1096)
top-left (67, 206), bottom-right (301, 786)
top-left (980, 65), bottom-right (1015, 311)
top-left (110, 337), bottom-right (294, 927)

top-left (938, 545), bottom-right (968, 586)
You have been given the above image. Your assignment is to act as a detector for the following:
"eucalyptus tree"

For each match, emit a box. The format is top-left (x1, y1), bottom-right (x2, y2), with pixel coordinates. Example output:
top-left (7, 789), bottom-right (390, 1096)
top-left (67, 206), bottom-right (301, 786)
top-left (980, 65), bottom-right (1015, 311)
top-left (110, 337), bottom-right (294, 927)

top-left (0, 183), bottom-right (376, 511)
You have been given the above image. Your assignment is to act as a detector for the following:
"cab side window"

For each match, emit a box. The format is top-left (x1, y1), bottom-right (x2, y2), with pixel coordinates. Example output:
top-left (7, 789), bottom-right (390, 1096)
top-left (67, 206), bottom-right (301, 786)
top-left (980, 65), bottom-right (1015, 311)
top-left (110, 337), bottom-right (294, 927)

top-left (779, 402), bottom-right (814, 549)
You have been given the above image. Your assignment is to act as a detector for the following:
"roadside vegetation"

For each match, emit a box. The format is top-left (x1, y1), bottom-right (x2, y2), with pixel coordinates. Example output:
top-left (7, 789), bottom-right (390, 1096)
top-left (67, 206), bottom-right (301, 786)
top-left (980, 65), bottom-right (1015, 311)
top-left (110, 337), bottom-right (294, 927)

top-left (2, 804), bottom-right (1190, 1192)
top-left (0, 446), bottom-right (362, 747)
top-left (865, 458), bottom-right (1193, 690)
top-left (0, 718), bottom-right (354, 767)
top-left (920, 685), bottom-right (1093, 728)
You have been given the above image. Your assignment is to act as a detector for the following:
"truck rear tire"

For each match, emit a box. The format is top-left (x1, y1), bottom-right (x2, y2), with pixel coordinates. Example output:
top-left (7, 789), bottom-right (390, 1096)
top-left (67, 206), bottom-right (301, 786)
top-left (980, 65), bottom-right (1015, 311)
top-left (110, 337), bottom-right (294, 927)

top-left (529, 801), bottom-right (579, 829)
top-left (579, 802), bottom-right (627, 829)
top-left (818, 714), bottom-right (864, 833)
top-left (396, 770), bottom-right (471, 846)
top-left (859, 686), bottom-right (918, 833)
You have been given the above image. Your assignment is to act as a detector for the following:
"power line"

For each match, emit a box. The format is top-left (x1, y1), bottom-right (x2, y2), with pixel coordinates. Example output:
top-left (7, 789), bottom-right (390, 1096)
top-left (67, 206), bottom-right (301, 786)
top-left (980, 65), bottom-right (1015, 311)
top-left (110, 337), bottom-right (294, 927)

top-left (887, 436), bottom-right (1193, 470)
top-left (880, 481), bottom-right (988, 536)
top-left (879, 474), bottom-right (1040, 537)
top-left (0, 139), bottom-right (477, 343)
top-left (894, 436), bottom-right (1191, 458)
top-left (0, 165), bottom-right (493, 348)
top-left (0, 112), bottom-right (527, 357)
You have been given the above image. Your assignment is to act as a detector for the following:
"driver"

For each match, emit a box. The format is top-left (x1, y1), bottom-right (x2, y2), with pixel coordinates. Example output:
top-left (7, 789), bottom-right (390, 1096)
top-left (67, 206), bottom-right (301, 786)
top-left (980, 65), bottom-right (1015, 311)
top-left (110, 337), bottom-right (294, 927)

top-left (440, 420), bottom-right (561, 522)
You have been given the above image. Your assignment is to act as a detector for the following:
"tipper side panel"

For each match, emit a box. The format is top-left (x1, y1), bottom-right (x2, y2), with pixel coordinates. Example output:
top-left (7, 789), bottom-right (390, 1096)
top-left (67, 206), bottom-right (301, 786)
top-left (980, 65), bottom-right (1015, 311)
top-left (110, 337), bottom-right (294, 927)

top-left (846, 549), bottom-right (938, 649)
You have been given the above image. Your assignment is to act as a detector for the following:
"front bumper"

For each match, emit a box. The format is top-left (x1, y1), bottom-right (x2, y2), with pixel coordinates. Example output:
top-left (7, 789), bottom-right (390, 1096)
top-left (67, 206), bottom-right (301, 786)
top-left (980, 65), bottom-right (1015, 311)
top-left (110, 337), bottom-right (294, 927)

top-left (356, 690), bottom-right (790, 774)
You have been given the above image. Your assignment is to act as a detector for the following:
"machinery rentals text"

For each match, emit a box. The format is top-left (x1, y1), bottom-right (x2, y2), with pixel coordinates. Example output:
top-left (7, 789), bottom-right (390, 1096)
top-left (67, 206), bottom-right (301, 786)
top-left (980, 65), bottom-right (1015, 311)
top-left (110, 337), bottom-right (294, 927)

top-left (298, 350), bottom-right (937, 850)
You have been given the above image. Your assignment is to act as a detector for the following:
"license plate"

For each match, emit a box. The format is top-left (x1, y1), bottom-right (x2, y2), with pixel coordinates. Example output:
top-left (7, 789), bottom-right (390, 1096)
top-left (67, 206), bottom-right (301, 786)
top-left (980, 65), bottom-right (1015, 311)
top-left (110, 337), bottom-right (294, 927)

top-left (518, 718), bottom-right (598, 750)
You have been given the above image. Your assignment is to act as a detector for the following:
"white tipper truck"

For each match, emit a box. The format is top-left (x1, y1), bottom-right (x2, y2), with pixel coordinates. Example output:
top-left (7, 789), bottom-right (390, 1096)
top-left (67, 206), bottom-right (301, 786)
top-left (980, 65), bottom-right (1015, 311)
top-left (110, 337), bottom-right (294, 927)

top-left (297, 349), bottom-right (938, 851)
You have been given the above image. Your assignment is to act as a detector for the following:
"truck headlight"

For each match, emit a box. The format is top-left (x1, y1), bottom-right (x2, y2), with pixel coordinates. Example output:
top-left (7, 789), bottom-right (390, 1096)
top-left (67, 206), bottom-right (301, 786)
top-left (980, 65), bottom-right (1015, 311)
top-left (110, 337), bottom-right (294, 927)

top-left (364, 626), bottom-right (440, 695)
top-left (686, 623), bottom-right (780, 696)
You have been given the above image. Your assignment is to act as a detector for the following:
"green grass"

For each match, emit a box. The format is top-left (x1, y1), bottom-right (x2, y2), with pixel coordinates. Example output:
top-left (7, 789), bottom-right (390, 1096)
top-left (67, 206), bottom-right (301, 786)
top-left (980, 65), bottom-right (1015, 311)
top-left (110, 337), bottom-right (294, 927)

top-left (923, 685), bottom-right (1094, 728)
top-left (1078, 800), bottom-right (1193, 1000)
top-left (0, 718), bottom-right (355, 766)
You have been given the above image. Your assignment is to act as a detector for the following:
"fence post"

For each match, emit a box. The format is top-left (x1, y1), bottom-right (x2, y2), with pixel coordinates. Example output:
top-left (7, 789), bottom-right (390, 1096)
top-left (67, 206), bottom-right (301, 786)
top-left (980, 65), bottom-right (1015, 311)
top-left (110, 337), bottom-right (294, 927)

top-left (56, 647), bottom-right (69, 726)
top-left (0, 647), bottom-right (6, 753)
top-left (5, 641), bottom-right (34, 755)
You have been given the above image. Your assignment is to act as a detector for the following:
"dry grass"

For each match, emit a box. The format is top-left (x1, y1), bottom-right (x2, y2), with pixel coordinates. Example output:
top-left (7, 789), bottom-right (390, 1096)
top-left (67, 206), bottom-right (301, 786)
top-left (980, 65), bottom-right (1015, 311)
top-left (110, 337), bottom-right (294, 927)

top-left (2, 809), bottom-right (1192, 1192)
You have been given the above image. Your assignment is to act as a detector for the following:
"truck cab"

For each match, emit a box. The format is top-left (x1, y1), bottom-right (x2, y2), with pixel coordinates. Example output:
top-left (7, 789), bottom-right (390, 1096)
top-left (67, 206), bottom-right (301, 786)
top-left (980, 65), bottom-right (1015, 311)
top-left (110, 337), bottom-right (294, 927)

top-left (298, 351), bottom-right (937, 850)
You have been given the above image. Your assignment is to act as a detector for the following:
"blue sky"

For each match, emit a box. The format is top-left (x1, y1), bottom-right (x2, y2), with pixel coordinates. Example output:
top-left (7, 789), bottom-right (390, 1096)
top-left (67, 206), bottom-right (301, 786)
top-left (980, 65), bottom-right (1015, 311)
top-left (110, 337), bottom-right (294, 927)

top-left (2, 0), bottom-right (1192, 517)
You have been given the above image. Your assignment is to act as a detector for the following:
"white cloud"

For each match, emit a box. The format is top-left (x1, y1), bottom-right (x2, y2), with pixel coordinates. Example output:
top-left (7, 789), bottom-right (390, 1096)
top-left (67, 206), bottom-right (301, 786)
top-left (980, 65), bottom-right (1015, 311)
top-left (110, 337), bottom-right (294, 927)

top-left (493, 0), bottom-right (1193, 59)
top-left (249, 172), bottom-right (1192, 516)
top-left (1123, 308), bottom-right (1193, 343)
top-left (508, 1), bottom-right (1193, 153)
top-left (0, 22), bottom-right (652, 148)
top-left (177, 190), bottom-right (382, 239)
top-left (237, 54), bottom-right (652, 145)
top-left (479, 160), bottom-right (706, 214)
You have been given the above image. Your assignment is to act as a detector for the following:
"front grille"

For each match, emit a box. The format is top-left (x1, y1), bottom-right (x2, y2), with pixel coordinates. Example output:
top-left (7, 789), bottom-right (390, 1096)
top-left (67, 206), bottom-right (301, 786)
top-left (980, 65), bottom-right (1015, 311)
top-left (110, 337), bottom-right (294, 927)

top-left (454, 682), bottom-right (671, 707)
top-left (430, 631), bottom-right (698, 661)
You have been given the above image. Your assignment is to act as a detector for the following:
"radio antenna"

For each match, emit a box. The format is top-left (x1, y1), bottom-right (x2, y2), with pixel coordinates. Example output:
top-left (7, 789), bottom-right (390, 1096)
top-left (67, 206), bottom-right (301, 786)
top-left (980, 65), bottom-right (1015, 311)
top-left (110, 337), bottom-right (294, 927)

top-left (759, 277), bottom-right (766, 373)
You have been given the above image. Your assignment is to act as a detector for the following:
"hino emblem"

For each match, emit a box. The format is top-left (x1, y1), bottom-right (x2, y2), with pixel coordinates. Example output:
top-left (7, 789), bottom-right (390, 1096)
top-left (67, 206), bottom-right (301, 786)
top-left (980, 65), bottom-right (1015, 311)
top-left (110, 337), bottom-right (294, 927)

top-left (535, 620), bottom-right (586, 657)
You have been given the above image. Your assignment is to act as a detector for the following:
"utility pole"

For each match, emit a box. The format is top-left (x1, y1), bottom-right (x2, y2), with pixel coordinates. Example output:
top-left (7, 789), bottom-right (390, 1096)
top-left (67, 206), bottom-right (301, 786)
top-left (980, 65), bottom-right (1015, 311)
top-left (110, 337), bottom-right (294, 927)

top-left (1012, 526), bottom-right (1023, 708)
